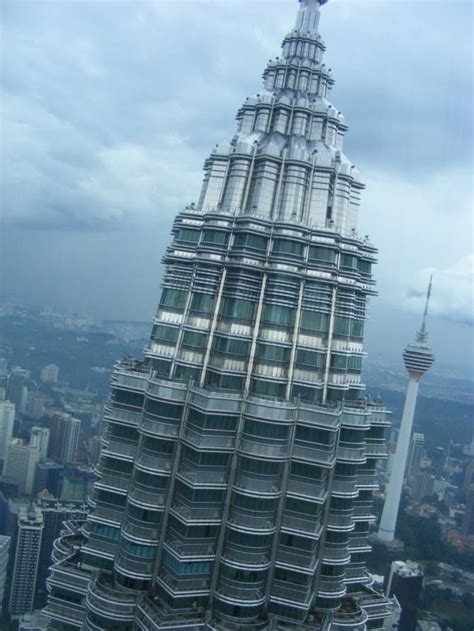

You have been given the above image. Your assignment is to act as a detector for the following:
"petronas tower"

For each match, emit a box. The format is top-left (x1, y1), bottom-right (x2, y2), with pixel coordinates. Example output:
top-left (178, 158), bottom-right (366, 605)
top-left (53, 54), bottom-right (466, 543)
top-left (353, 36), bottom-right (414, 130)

top-left (44, 1), bottom-right (393, 629)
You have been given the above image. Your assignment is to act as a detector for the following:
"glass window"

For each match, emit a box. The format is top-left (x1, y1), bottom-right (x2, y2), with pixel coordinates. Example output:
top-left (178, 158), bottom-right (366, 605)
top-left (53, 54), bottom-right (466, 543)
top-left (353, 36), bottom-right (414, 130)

top-left (347, 355), bottom-right (362, 371)
top-left (234, 232), bottom-right (267, 251)
top-left (262, 304), bottom-right (294, 327)
top-left (152, 359), bottom-right (171, 377)
top-left (334, 316), bottom-right (351, 336)
top-left (308, 246), bottom-right (336, 263)
top-left (351, 320), bottom-right (364, 338)
top-left (144, 400), bottom-right (182, 419)
top-left (182, 330), bottom-right (208, 350)
top-left (256, 343), bottom-right (290, 363)
top-left (213, 336), bottom-right (250, 357)
top-left (239, 457), bottom-right (281, 475)
top-left (174, 365), bottom-right (200, 382)
top-left (152, 325), bottom-right (179, 343)
top-left (300, 310), bottom-right (329, 333)
top-left (295, 425), bottom-right (333, 445)
top-left (221, 298), bottom-right (255, 322)
top-left (177, 228), bottom-right (200, 243)
top-left (331, 354), bottom-right (348, 369)
top-left (202, 230), bottom-right (229, 246)
top-left (273, 239), bottom-right (304, 257)
top-left (189, 292), bottom-right (214, 315)
top-left (122, 540), bottom-right (155, 558)
top-left (250, 379), bottom-right (286, 398)
top-left (340, 254), bottom-right (357, 269)
top-left (160, 289), bottom-right (187, 310)
top-left (187, 410), bottom-right (238, 431)
top-left (205, 371), bottom-right (244, 391)
top-left (357, 259), bottom-right (372, 274)
top-left (244, 419), bottom-right (289, 440)
top-left (295, 349), bottom-right (324, 369)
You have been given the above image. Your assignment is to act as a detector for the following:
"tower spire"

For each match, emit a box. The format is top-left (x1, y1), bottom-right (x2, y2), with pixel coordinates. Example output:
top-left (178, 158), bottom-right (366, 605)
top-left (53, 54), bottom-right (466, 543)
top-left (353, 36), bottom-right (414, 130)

top-left (295, 0), bottom-right (328, 35)
top-left (416, 275), bottom-right (433, 345)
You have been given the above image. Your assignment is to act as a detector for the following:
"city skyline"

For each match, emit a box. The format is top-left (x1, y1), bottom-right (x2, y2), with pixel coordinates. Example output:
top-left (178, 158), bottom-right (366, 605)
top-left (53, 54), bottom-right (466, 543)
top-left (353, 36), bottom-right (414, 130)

top-left (1, 0), bottom-right (473, 375)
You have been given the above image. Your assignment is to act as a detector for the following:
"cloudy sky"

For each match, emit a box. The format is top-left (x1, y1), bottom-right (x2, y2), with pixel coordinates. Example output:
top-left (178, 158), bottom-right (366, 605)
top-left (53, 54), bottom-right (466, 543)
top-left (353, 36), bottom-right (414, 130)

top-left (1, 0), bottom-right (473, 373)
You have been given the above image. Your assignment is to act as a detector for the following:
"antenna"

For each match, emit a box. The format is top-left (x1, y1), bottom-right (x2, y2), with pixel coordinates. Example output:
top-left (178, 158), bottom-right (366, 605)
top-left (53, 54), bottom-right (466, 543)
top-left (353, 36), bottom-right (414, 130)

top-left (416, 275), bottom-right (433, 344)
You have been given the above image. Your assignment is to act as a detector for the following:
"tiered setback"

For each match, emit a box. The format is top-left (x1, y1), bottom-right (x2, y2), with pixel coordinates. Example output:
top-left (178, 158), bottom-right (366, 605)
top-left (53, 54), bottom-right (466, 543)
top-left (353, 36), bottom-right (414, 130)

top-left (44, 1), bottom-right (393, 629)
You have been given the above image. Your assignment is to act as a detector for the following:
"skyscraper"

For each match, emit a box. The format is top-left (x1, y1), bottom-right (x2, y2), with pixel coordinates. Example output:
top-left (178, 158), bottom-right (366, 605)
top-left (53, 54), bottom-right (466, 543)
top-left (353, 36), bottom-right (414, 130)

top-left (49, 412), bottom-right (81, 464)
top-left (6, 367), bottom-right (29, 420)
top-left (378, 281), bottom-right (434, 543)
top-left (2, 438), bottom-right (41, 495)
top-left (9, 504), bottom-right (43, 619)
top-left (0, 400), bottom-right (15, 467)
top-left (385, 561), bottom-right (423, 631)
top-left (405, 433), bottom-right (424, 479)
top-left (40, 364), bottom-right (59, 385)
top-left (31, 426), bottom-right (51, 461)
top-left (45, 1), bottom-right (392, 629)
top-left (0, 534), bottom-right (10, 615)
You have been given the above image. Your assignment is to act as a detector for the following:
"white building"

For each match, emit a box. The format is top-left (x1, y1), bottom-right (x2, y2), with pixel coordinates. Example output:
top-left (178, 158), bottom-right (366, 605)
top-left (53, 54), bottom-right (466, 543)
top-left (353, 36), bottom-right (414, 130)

top-left (3, 438), bottom-right (41, 495)
top-left (31, 426), bottom-right (50, 461)
top-left (0, 399), bottom-right (15, 464)
top-left (40, 364), bottom-right (59, 385)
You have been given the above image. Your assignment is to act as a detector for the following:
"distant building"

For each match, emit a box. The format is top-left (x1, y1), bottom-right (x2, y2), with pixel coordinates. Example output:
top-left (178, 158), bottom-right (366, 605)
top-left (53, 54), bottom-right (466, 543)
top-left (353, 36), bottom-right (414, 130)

top-left (26, 391), bottom-right (48, 419)
top-left (406, 433), bottom-right (424, 478)
top-left (40, 364), bottom-right (59, 385)
top-left (2, 438), bottom-right (41, 495)
top-left (60, 465), bottom-right (94, 502)
top-left (462, 484), bottom-right (474, 536)
top-left (33, 461), bottom-right (64, 498)
top-left (386, 561), bottom-right (423, 631)
top-left (30, 426), bottom-right (50, 461)
top-left (463, 459), bottom-right (474, 498)
top-left (19, 612), bottom-right (49, 631)
top-left (0, 400), bottom-right (15, 467)
top-left (6, 368), bottom-right (29, 419)
top-left (0, 534), bottom-right (10, 615)
top-left (49, 412), bottom-right (81, 464)
top-left (9, 504), bottom-right (43, 618)
top-left (410, 472), bottom-right (435, 502)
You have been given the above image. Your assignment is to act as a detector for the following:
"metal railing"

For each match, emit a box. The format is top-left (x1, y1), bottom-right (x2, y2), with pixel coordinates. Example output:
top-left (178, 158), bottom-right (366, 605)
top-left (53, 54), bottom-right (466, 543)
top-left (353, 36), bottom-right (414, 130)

top-left (239, 437), bottom-right (289, 458)
top-left (234, 472), bottom-right (281, 494)
top-left (292, 444), bottom-right (335, 465)
top-left (282, 513), bottom-right (323, 537)
top-left (217, 576), bottom-right (266, 601)
top-left (183, 428), bottom-right (236, 450)
top-left (221, 544), bottom-right (270, 567)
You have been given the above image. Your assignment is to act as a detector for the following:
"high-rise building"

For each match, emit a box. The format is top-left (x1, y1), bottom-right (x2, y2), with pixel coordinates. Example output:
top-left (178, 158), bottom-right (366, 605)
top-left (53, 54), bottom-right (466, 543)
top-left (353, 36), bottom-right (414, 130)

top-left (406, 433), bottom-right (424, 479)
top-left (0, 400), bottom-right (15, 467)
top-left (2, 438), bottom-right (41, 495)
top-left (40, 364), bottom-right (59, 385)
top-left (26, 391), bottom-right (48, 419)
top-left (31, 426), bottom-right (51, 461)
top-left (45, 1), bottom-right (393, 630)
top-left (6, 368), bottom-right (29, 419)
top-left (462, 484), bottom-right (474, 536)
top-left (378, 281), bottom-right (434, 543)
top-left (409, 472), bottom-right (435, 502)
top-left (0, 534), bottom-right (10, 615)
top-left (19, 612), bottom-right (49, 631)
top-left (385, 561), bottom-right (423, 631)
top-left (33, 461), bottom-right (64, 498)
top-left (49, 412), bottom-right (81, 464)
top-left (9, 504), bottom-right (43, 618)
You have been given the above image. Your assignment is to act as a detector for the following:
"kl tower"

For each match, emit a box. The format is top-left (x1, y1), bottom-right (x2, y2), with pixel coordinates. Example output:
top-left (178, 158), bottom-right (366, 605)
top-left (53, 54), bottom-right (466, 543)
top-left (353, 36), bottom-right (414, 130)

top-left (378, 278), bottom-right (435, 543)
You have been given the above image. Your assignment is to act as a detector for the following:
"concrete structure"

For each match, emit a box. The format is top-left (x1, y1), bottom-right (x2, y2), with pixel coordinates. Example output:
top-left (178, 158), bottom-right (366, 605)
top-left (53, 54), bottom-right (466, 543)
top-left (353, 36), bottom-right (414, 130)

top-left (9, 504), bottom-right (43, 618)
top-left (406, 433), bottom-right (424, 479)
top-left (0, 534), bottom-right (10, 615)
top-left (0, 399), bottom-right (15, 466)
top-left (31, 426), bottom-right (50, 461)
top-left (385, 561), bottom-right (423, 631)
top-left (378, 280), bottom-right (434, 542)
top-left (44, 2), bottom-right (393, 630)
top-left (49, 412), bottom-right (81, 464)
top-left (2, 438), bottom-right (41, 495)
top-left (40, 364), bottom-right (59, 385)
top-left (19, 612), bottom-right (49, 631)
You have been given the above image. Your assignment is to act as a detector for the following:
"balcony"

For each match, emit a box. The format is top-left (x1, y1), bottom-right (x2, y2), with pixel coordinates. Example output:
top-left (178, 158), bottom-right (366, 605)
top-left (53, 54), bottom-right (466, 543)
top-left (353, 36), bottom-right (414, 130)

top-left (188, 388), bottom-right (242, 413)
top-left (82, 536), bottom-right (117, 559)
top-left (135, 596), bottom-right (204, 631)
top-left (336, 444), bottom-right (366, 464)
top-left (276, 547), bottom-right (319, 572)
top-left (221, 543), bottom-right (270, 568)
top-left (298, 405), bottom-right (340, 429)
top-left (327, 511), bottom-right (354, 531)
top-left (331, 478), bottom-right (358, 497)
top-left (43, 598), bottom-right (85, 626)
top-left (286, 478), bottom-right (326, 501)
top-left (183, 427), bottom-right (236, 451)
top-left (228, 509), bottom-right (276, 532)
top-left (170, 500), bottom-right (222, 524)
top-left (245, 400), bottom-right (297, 422)
top-left (239, 436), bottom-right (289, 459)
top-left (103, 405), bottom-right (141, 427)
top-left (234, 472), bottom-right (281, 495)
top-left (271, 579), bottom-right (312, 604)
top-left (348, 537), bottom-right (371, 552)
top-left (352, 505), bottom-right (376, 522)
top-left (87, 575), bottom-right (137, 621)
top-left (341, 410), bottom-right (371, 429)
top-left (146, 378), bottom-right (187, 402)
top-left (102, 438), bottom-right (138, 461)
top-left (281, 513), bottom-right (323, 538)
top-left (136, 451), bottom-right (173, 474)
top-left (122, 517), bottom-right (160, 543)
top-left (292, 444), bottom-right (335, 466)
top-left (89, 505), bottom-right (124, 526)
top-left (115, 550), bottom-right (154, 578)
top-left (322, 545), bottom-right (351, 564)
top-left (317, 579), bottom-right (347, 598)
top-left (365, 442), bottom-right (388, 458)
top-left (95, 470), bottom-right (131, 494)
top-left (177, 466), bottom-right (228, 487)
top-left (344, 567), bottom-right (372, 584)
top-left (216, 576), bottom-right (266, 603)
top-left (141, 417), bottom-right (179, 438)
top-left (164, 537), bottom-right (216, 559)
top-left (129, 485), bottom-right (166, 508)
top-left (330, 600), bottom-right (368, 631)
top-left (355, 473), bottom-right (378, 489)
top-left (158, 570), bottom-right (210, 595)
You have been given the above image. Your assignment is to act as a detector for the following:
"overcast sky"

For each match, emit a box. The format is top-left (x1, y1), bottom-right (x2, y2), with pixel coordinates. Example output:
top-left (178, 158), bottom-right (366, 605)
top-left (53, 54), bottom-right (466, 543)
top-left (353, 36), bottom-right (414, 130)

top-left (1, 0), bottom-right (473, 374)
